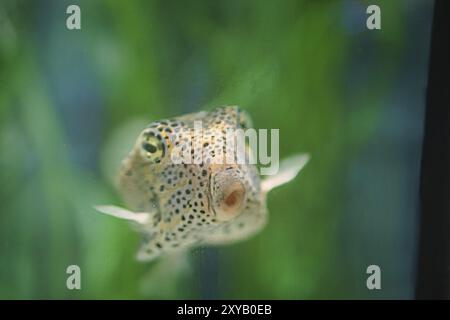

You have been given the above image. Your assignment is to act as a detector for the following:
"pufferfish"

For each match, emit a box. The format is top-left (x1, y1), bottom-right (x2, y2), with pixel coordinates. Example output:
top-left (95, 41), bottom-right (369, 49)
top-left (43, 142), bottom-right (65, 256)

top-left (95, 106), bottom-right (309, 262)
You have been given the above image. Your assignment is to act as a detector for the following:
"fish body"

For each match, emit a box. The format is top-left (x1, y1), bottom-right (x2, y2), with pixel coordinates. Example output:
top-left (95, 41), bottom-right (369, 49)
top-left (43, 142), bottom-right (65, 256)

top-left (95, 106), bottom-right (309, 261)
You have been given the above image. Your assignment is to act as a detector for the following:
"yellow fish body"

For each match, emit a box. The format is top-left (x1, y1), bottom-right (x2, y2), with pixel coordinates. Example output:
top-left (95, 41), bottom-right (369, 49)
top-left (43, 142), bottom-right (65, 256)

top-left (95, 106), bottom-right (309, 261)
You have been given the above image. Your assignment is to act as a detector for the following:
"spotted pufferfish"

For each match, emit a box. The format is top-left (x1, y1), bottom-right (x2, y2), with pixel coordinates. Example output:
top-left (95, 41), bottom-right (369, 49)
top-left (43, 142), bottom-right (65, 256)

top-left (95, 106), bottom-right (309, 262)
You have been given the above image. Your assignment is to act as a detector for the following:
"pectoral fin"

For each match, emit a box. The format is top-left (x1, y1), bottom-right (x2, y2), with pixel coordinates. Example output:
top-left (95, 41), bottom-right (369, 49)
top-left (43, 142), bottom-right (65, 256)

top-left (94, 205), bottom-right (152, 225)
top-left (261, 153), bottom-right (310, 193)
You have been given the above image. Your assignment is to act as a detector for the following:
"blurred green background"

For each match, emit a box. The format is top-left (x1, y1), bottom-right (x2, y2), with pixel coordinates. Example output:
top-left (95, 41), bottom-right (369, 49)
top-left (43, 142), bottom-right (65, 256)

top-left (0, 0), bottom-right (433, 299)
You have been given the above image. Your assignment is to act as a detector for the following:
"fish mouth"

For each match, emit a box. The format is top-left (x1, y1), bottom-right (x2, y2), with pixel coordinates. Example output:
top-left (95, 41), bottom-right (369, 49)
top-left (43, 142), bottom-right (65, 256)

top-left (208, 167), bottom-right (247, 222)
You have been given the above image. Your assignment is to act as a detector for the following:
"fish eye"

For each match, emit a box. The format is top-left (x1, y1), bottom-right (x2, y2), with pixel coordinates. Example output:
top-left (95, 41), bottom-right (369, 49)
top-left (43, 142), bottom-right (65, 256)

top-left (140, 131), bottom-right (165, 163)
top-left (238, 109), bottom-right (253, 129)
